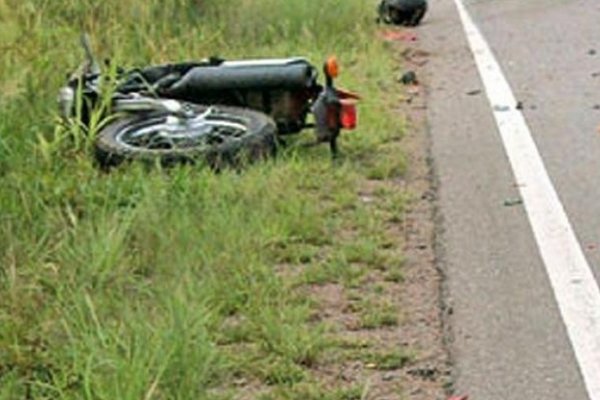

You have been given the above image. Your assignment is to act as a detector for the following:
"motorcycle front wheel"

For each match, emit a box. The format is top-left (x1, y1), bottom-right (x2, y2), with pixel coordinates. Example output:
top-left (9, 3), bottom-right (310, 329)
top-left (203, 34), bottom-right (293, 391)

top-left (95, 104), bottom-right (277, 169)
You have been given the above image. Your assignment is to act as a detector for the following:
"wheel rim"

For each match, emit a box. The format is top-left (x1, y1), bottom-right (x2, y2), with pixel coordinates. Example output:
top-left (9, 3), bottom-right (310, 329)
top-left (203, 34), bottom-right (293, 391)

top-left (115, 108), bottom-right (249, 151)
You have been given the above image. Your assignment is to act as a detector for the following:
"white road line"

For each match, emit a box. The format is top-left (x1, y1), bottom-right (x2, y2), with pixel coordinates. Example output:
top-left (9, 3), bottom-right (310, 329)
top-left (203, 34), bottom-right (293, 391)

top-left (451, 0), bottom-right (600, 398)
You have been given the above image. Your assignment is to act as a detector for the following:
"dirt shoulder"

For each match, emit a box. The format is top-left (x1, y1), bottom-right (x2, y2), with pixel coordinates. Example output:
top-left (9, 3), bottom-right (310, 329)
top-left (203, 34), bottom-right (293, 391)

top-left (334, 28), bottom-right (451, 399)
top-left (284, 29), bottom-right (451, 400)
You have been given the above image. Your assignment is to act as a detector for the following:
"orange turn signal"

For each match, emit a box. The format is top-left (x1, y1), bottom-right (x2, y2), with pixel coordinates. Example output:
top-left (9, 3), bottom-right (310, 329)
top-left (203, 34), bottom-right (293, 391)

top-left (325, 56), bottom-right (339, 78)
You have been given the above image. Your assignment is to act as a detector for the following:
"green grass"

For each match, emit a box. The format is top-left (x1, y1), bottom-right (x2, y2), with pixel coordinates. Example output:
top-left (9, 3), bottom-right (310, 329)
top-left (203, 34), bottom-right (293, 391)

top-left (355, 298), bottom-right (401, 330)
top-left (0, 0), bottom-right (410, 398)
top-left (361, 350), bottom-right (414, 370)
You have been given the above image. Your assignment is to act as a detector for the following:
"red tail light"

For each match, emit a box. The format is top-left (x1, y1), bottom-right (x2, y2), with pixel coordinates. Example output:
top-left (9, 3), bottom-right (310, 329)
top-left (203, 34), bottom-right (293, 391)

top-left (335, 88), bottom-right (360, 130)
top-left (340, 99), bottom-right (357, 129)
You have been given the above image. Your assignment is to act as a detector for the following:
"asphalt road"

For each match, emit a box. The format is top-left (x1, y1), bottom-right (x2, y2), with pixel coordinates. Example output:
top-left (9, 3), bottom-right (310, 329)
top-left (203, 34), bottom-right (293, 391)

top-left (420, 0), bottom-right (600, 398)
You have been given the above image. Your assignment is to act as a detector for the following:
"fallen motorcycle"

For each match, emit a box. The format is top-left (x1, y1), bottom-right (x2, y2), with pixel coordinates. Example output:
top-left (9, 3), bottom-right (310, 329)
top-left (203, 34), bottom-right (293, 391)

top-left (58, 36), bottom-right (359, 168)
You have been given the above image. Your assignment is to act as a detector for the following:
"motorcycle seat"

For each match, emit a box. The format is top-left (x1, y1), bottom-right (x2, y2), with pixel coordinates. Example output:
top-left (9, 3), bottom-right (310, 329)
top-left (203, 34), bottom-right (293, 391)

top-left (221, 57), bottom-right (310, 68)
top-left (166, 57), bottom-right (318, 94)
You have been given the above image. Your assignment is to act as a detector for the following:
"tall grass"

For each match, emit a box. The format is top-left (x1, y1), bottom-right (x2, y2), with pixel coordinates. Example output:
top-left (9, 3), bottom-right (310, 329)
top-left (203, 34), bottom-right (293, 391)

top-left (0, 0), bottom-right (407, 398)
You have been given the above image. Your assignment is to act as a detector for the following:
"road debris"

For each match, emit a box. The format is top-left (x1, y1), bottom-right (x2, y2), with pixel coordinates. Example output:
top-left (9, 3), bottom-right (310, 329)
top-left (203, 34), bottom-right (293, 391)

top-left (404, 84), bottom-right (421, 103)
top-left (360, 195), bottom-right (375, 203)
top-left (379, 30), bottom-right (418, 42)
top-left (466, 89), bottom-right (482, 96)
top-left (399, 70), bottom-right (418, 85)
top-left (377, 0), bottom-right (428, 26)
top-left (493, 105), bottom-right (510, 112)
top-left (588, 49), bottom-right (597, 56)
top-left (400, 48), bottom-right (431, 66)
top-left (503, 198), bottom-right (523, 207)
top-left (516, 100), bottom-right (524, 110)
top-left (448, 396), bottom-right (469, 400)
top-left (407, 366), bottom-right (439, 380)
top-left (382, 372), bottom-right (396, 381)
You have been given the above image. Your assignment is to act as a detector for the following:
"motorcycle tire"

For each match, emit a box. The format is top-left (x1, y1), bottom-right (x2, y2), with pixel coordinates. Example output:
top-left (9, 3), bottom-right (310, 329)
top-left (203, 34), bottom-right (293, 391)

top-left (95, 104), bottom-right (277, 169)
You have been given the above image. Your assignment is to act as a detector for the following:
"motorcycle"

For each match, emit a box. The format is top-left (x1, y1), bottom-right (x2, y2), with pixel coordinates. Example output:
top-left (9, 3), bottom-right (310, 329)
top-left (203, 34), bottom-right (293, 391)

top-left (58, 36), bottom-right (359, 168)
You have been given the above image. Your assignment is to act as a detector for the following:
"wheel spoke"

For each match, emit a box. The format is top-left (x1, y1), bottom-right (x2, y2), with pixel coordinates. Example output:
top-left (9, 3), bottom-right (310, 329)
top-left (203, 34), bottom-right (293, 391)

top-left (115, 108), bottom-right (248, 151)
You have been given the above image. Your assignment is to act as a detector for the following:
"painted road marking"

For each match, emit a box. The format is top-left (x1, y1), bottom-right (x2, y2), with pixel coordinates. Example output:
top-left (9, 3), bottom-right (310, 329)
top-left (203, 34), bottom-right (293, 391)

top-left (452, 0), bottom-right (600, 398)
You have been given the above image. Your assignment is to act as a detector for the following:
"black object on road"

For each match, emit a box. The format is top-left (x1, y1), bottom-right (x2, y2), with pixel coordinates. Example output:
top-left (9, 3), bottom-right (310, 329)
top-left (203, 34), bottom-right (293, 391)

top-left (400, 70), bottom-right (418, 85)
top-left (377, 0), bottom-right (428, 26)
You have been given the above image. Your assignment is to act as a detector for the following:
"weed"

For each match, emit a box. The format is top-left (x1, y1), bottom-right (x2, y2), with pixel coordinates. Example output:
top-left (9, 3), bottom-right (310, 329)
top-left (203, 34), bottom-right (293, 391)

top-left (375, 185), bottom-right (410, 222)
top-left (385, 264), bottom-right (406, 283)
top-left (362, 350), bottom-right (415, 370)
top-left (300, 255), bottom-right (366, 288)
top-left (357, 299), bottom-right (400, 330)
top-left (365, 144), bottom-right (408, 180)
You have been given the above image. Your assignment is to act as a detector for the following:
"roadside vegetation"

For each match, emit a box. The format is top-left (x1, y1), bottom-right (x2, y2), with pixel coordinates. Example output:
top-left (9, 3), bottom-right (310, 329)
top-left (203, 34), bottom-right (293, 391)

top-left (0, 0), bottom-right (412, 398)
